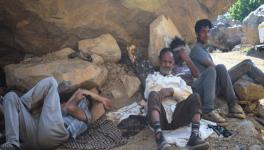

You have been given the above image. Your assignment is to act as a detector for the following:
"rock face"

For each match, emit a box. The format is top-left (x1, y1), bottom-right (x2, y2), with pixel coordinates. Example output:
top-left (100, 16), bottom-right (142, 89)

top-left (234, 79), bottom-right (264, 101)
top-left (242, 4), bottom-right (264, 45)
top-left (4, 49), bottom-right (108, 92)
top-left (79, 34), bottom-right (121, 63)
top-left (148, 15), bottom-right (181, 66)
top-left (0, 0), bottom-right (235, 56)
top-left (209, 24), bottom-right (243, 51)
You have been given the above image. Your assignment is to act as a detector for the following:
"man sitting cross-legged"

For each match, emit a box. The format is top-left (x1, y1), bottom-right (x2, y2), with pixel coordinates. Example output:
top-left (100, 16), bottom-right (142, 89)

top-left (145, 48), bottom-right (209, 150)
top-left (0, 77), bottom-right (112, 150)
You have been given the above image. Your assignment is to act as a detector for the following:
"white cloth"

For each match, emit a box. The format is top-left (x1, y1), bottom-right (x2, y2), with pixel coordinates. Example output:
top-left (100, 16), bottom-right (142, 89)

top-left (107, 102), bottom-right (216, 148)
top-left (144, 72), bottom-right (192, 101)
top-left (162, 98), bottom-right (177, 123)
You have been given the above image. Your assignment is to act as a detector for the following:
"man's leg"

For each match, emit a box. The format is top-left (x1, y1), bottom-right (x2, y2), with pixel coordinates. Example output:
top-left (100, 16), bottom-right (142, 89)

top-left (30, 77), bottom-right (69, 149)
top-left (192, 67), bottom-right (216, 114)
top-left (21, 77), bottom-right (59, 111)
top-left (228, 59), bottom-right (264, 85)
top-left (171, 93), bottom-right (209, 149)
top-left (171, 93), bottom-right (202, 128)
top-left (147, 91), bottom-right (170, 150)
top-left (215, 65), bottom-right (245, 119)
top-left (215, 65), bottom-right (238, 106)
top-left (192, 67), bottom-right (226, 124)
top-left (2, 92), bottom-right (37, 149)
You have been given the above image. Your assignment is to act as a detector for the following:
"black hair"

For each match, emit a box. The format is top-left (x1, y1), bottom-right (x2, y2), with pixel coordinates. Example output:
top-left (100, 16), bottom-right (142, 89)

top-left (0, 67), bottom-right (6, 87)
top-left (159, 48), bottom-right (173, 60)
top-left (170, 36), bottom-right (186, 49)
top-left (195, 19), bottom-right (212, 34)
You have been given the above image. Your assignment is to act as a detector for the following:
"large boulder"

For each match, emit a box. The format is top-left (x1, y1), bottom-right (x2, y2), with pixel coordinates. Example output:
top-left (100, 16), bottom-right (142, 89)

top-left (79, 34), bottom-right (121, 63)
top-left (242, 4), bottom-right (264, 45)
top-left (101, 64), bottom-right (141, 109)
top-left (4, 49), bottom-right (108, 92)
top-left (209, 24), bottom-right (243, 51)
top-left (148, 15), bottom-right (181, 66)
top-left (234, 79), bottom-right (264, 101)
top-left (0, 0), bottom-right (235, 56)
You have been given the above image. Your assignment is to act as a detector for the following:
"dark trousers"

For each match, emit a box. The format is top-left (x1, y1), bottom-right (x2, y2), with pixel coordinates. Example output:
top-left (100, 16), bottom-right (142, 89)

top-left (147, 92), bottom-right (201, 130)
top-left (192, 65), bottom-right (237, 113)
top-left (229, 59), bottom-right (264, 85)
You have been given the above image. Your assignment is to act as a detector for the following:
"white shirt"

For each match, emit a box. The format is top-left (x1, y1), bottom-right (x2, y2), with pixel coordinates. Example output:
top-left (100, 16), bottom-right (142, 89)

top-left (144, 72), bottom-right (193, 100)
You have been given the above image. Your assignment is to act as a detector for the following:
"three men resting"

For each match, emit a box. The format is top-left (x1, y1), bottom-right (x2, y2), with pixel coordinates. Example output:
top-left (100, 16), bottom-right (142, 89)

top-left (1, 18), bottom-right (263, 150)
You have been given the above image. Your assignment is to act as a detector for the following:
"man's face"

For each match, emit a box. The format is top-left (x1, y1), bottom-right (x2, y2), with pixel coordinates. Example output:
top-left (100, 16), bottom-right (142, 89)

top-left (197, 26), bottom-right (210, 44)
top-left (159, 52), bottom-right (174, 75)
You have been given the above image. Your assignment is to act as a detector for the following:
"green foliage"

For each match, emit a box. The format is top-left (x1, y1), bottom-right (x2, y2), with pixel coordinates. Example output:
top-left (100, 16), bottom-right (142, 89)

top-left (228, 0), bottom-right (264, 21)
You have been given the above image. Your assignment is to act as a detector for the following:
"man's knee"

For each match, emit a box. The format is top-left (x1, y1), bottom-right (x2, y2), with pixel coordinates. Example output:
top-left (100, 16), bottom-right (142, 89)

top-left (189, 93), bottom-right (201, 106)
top-left (148, 91), bottom-right (160, 101)
top-left (240, 59), bottom-right (254, 69)
top-left (242, 59), bottom-right (253, 64)
top-left (38, 77), bottom-right (58, 89)
top-left (147, 91), bottom-right (162, 114)
top-left (3, 92), bottom-right (19, 106)
top-left (46, 77), bottom-right (58, 88)
top-left (205, 67), bottom-right (217, 78)
top-left (215, 64), bottom-right (227, 72)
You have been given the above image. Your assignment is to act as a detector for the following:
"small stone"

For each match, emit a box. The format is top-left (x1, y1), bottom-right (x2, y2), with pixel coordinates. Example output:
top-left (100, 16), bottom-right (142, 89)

top-left (257, 99), bottom-right (264, 118)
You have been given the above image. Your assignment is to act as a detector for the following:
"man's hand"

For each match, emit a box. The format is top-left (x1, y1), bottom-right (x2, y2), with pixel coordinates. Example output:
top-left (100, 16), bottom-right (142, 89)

top-left (101, 97), bottom-right (112, 110)
top-left (74, 89), bottom-right (86, 101)
top-left (159, 88), bottom-right (174, 98)
top-left (179, 50), bottom-right (190, 62)
top-left (74, 88), bottom-right (112, 110)
top-left (179, 51), bottom-right (200, 78)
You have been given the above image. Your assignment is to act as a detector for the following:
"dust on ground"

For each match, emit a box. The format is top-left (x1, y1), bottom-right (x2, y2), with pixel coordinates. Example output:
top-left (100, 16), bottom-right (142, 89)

top-left (211, 51), bottom-right (264, 71)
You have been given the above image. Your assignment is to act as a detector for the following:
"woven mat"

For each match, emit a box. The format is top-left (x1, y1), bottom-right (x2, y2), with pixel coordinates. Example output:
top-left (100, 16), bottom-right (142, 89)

top-left (57, 116), bottom-right (127, 150)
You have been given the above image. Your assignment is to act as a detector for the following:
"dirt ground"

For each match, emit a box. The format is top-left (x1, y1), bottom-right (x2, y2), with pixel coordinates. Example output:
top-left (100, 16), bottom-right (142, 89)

top-left (211, 51), bottom-right (264, 71)
top-left (110, 51), bottom-right (264, 150)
